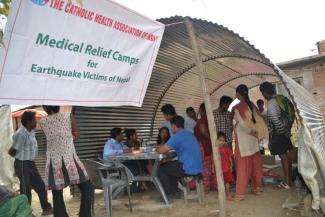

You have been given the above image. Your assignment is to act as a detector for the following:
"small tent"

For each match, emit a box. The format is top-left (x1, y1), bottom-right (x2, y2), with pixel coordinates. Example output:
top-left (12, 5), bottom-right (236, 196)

top-left (36, 16), bottom-right (325, 209)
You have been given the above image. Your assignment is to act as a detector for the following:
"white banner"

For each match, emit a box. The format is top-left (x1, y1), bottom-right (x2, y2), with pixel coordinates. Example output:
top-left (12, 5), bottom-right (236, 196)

top-left (0, 0), bottom-right (164, 106)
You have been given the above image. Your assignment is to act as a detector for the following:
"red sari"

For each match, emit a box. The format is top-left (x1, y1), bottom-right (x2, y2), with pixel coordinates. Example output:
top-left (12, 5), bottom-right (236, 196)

top-left (194, 116), bottom-right (217, 192)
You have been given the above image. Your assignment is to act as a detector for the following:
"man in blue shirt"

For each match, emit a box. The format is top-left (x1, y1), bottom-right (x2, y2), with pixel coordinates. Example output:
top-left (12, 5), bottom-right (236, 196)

top-left (157, 115), bottom-right (203, 201)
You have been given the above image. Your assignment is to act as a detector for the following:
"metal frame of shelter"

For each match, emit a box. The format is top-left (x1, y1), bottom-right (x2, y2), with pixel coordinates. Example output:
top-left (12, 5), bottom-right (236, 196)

top-left (70, 16), bottom-right (325, 212)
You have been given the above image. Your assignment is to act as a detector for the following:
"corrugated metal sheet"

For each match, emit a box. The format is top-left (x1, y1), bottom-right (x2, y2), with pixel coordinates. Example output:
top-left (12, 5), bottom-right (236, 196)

top-left (71, 16), bottom-right (277, 163)
top-left (34, 129), bottom-right (47, 178)
top-left (274, 65), bottom-right (325, 210)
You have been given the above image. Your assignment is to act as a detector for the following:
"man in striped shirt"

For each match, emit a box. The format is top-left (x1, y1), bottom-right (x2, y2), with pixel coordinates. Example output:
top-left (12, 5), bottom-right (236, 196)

top-left (260, 82), bottom-right (293, 188)
top-left (8, 111), bottom-right (52, 215)
top-left (213, 96), bottom-right (234, 150)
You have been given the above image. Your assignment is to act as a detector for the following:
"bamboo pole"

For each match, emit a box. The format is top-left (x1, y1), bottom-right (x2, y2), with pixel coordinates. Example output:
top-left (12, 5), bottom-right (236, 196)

top-left (185, 17), bottom-right (227, 217)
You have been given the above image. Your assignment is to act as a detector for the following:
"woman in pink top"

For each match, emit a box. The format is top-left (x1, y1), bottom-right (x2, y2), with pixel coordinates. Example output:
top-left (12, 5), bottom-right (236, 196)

top-left (41, 106), bottom-right (91, 217)
top-left (231, 85), bottom-right (268, 202)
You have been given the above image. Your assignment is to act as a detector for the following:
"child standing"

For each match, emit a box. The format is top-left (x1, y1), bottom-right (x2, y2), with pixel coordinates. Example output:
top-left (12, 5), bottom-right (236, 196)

top-left (217, 132), bottom-right (234, 199)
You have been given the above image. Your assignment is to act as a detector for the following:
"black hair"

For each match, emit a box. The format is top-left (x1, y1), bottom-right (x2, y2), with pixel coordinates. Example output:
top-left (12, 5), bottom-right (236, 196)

top-left (170, 115), bottom-right (184, 128)
top-left (157, 127), bottom-right (171, 144)
top-left (199, 103), bottom-right (206, 114)
top-left (110, 127), bottom-right (122, 139)
top-left (186, 107), bottom-right (195, 113)
top-left (259, 82), bottom-right (276, 95)
top-left (217, 131), bottom-right (227, 139)
top-left (161, 104), bottom-right (176, 116)
top-left (125, 129), bottom-right (136, 140)
top-left (43, 106), bottom-right (60, 114)
top-left (236, 84), bottom-right (256, 124)
top-left (257, 99), bottom-right (264, 104)
top-left (220, 96), bottom-right (233, 106)
top-left (21, 111), bottom-right (36, 127)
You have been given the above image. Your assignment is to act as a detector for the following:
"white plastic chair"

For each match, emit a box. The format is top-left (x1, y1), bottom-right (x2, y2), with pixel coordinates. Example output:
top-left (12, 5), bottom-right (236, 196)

top-left (82, 159), bottom-right (133, 217)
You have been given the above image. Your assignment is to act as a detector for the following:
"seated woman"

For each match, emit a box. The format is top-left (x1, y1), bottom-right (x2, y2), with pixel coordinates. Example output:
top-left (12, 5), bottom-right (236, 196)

top-left (156, 127), bottom-right (171, 146)
top-left (124, 129), bottom-right (142, 149)
top-left (157, 127), bottom-right (174, 163)
top-left (0, 185), bottom-right (33, 217)
top-left (147, 127), bottom-right (172, 174)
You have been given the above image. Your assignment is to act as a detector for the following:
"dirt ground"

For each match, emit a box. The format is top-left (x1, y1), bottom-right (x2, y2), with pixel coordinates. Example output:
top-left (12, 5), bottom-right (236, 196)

top-left (30, 185), bottom-right (311, 217)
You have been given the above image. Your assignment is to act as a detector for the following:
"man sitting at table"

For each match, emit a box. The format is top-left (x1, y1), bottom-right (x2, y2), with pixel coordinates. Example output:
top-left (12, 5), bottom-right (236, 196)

top-left (156, 115), bottom-right (203, 201)
top-left (103, 128), bottom-right (141, 174)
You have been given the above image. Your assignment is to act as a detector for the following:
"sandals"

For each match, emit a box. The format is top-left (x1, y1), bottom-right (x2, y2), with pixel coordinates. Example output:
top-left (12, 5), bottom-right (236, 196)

top-left (273, 181), bottom-right (290, 190)
top-left (228, 194), bottom-right (244, 202)
top-left (251, 188), bottom-right (263, 195)
top-left (226, 195), bottom-right (234, 201)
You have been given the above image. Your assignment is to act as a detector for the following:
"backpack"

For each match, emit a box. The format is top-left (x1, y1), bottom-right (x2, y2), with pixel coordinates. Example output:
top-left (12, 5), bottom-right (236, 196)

top-left (275, 95), bottom-right (296, 128)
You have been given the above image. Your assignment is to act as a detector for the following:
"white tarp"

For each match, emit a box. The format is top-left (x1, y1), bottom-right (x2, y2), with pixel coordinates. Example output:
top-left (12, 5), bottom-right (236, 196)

top-left (0, 0), bottom-right (164, 106)
top-left (0, 105), bottom-right (18, 189)
top-left (275, 65), bottom-right (325, 210)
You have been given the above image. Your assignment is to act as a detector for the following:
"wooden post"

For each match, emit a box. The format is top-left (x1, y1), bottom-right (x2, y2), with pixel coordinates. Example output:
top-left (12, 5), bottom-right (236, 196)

top-left (185, 17), bottom-right (227, 217)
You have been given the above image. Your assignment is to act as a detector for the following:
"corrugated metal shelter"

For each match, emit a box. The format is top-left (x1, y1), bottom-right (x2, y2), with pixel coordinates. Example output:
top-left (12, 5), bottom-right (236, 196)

top-left (73, 16), bottom-right (280, 157)
top-left (37, 16), bottom-right (325, 209)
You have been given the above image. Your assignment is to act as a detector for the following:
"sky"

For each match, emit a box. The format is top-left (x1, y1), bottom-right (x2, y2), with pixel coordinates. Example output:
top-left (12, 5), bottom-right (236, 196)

top-left (6, 0), bottom-right (325, 111)
top-left (115, 0), bottom-right (325, 63)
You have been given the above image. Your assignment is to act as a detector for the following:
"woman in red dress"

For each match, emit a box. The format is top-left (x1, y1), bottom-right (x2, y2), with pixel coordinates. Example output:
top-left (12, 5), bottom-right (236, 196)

top-left (194, 103), bottom-right (216, 192)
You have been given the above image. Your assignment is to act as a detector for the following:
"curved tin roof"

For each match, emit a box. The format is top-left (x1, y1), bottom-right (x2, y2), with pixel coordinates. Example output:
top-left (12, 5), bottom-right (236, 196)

top-left (74, 16), bottom-right (279, 153)
top-left (149, 16), bottom-right (277, 133)
top-left (70, 16), bottom-right (324, 207)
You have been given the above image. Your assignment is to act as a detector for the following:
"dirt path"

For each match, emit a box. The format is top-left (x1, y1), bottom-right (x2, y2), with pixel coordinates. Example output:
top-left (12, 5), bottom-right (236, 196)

top-left (31, 186), bottom-right (303, 217)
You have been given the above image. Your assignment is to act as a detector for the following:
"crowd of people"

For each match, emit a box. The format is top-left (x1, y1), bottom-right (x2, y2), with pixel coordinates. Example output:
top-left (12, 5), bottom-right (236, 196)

top-left (154, 81), bottom-right (294, 202)
top-left (101, 81), bottom-right (295, 203)
top-left (0, 81), bottom-right (295, 216)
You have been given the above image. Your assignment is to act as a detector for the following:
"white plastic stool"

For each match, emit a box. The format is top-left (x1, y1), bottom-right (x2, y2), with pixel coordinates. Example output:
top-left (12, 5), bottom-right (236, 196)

top-left (180, 174), bottom-right (204, 204)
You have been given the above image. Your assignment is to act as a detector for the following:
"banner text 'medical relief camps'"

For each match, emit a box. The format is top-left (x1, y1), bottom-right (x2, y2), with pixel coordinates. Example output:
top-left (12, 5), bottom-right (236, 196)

top-left (31, 33), bottom-right (135, 84)
top-left (35, 33), bottom-right (140, 66)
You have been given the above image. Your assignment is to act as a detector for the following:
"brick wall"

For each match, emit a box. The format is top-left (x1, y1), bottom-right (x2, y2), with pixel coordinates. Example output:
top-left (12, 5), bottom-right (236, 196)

top-left (312, 67), bottom-right (325, 114)
top-left (249, 64), bottom-right (325, 116)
